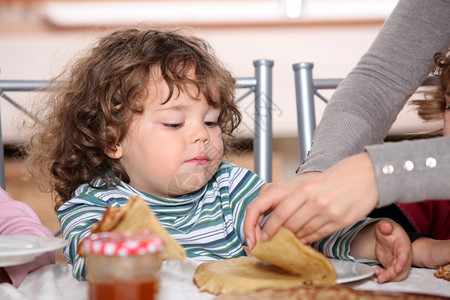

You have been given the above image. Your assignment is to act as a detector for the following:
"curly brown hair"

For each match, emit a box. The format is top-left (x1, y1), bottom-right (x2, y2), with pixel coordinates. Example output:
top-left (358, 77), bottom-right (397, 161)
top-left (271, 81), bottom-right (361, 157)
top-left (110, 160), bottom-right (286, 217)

top-left (411, 48), bottom-right (450, 123)
top-left (25, 28), bottom-right (241, 211)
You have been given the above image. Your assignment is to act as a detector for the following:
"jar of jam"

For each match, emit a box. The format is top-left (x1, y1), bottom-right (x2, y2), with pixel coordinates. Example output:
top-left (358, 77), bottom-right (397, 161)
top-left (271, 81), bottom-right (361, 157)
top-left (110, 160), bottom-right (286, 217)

top-left (81, 231), bottom-right (164, 300)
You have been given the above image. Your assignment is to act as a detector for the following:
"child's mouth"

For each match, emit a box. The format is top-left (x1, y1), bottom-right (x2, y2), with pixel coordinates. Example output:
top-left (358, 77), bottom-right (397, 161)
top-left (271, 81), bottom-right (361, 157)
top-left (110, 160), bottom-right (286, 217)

top-left (186, 155), bottom-right (210, 165)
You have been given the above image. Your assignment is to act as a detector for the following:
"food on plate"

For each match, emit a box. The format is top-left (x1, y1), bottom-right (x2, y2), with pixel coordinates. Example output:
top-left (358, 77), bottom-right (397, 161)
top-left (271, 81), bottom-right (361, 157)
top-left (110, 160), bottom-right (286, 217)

top-left (194, 256), bottom-right (331, 295)
top-left (88, 195), bottom-right (185, 260)
top-left (193, 227), bottom-right (336, 295)
top-left (433, 263), bottom-right (450, 281)
top-left (252, 227), bottom-right (336, 281)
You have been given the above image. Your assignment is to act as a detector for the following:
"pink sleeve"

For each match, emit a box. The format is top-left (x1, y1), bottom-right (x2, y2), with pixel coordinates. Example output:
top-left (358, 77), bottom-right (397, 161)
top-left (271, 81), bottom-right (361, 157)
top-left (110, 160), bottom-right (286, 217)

top-left (0, 188), bottom-right (56, 287)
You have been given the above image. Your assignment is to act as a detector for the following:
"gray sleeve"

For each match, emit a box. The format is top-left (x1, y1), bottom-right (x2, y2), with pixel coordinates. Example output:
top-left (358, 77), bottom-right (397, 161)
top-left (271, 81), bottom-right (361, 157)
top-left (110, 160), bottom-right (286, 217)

top-left (366, 136), bottom-right (450, 207)
top-left (299, 0), bottom-right (450, 173)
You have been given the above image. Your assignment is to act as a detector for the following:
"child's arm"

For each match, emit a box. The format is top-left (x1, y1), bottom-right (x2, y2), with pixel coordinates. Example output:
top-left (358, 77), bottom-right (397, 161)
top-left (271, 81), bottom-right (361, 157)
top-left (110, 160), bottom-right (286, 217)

top-left (0, 188), bottom-right (55, 287)
top-left (349, 219), bottom-right (412, 283)
top-left (309, 217), bottom-right (413, 283)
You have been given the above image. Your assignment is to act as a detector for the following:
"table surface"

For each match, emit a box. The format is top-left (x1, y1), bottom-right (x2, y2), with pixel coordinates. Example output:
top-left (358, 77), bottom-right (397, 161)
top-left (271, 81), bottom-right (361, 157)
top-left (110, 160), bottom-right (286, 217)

top-left (1, 259), bottom-right (449, 300)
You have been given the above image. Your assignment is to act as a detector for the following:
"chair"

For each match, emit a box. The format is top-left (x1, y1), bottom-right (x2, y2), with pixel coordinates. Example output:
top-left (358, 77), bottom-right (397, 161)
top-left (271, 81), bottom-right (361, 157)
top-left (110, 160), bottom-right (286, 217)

top-left (292, 62), bottom-right (341, 163)
top-left (236, 59), bottom-right (274, 183)
top-left (0, 59), bottom-right (274, 189)
top-left (292, 62), bottom-right (437, 163)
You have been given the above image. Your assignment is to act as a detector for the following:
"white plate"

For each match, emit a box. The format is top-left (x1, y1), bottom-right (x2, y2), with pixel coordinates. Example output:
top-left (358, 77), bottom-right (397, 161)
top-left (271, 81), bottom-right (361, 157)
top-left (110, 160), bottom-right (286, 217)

top-left (0, 236), bottom-right (67, 267)
top-left (331, 258), bottom-right (375, 284)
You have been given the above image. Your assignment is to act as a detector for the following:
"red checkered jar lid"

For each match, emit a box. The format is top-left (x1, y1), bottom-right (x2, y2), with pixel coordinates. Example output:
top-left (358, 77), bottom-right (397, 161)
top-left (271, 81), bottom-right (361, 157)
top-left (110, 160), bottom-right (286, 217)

top-left (81, 231), bottom-right (165, 256)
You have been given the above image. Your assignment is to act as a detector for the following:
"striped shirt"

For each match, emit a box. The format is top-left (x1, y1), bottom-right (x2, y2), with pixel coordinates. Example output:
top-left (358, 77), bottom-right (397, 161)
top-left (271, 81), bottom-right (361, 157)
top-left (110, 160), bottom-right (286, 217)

top-left (57, 161), bottom-right (378, 280)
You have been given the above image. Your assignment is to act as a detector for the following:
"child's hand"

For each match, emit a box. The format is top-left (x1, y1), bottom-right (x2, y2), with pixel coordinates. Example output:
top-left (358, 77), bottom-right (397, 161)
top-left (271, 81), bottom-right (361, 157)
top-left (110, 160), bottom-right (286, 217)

top-left (373, 220), bottom-right (413, 283)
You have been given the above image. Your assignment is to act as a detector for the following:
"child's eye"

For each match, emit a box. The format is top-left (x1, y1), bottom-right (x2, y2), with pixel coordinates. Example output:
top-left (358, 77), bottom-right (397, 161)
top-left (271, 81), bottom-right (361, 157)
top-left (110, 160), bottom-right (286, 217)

top-left (164, 123), bottom-right (183, 129)
top-left (204, 121), bottom-right (219, 127)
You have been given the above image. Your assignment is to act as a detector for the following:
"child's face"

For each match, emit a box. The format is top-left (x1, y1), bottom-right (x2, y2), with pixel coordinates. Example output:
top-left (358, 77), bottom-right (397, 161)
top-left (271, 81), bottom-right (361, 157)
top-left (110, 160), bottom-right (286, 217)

top-left (109, 75), bottom-right (224, 198)
top-left (444, 87), bottom-right (450, 136)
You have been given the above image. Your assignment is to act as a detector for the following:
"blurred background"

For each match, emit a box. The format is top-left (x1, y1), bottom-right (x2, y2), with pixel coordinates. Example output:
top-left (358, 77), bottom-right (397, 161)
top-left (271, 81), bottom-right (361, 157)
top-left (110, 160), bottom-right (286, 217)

top-left (0, 0), bottom-right (441, 181)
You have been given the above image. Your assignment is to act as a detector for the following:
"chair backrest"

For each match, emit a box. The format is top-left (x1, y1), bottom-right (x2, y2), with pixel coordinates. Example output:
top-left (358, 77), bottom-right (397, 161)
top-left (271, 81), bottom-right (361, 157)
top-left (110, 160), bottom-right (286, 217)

top-left (236, 59), bottom-right (274, 183)
top-left (0, 59), bottom-right (274, 189)
top-left (292, 62), bottom-right (340, 163)
top-left (292, 62), bottom-right (437, 163)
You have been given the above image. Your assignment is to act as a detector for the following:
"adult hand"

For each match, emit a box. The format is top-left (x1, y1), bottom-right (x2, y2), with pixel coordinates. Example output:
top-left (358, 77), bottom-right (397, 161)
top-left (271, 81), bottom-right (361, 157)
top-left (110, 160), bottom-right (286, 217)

top-left (244, 172), bottom-right (318, 249)
top-left (244, 152), bottom-right (379, 247)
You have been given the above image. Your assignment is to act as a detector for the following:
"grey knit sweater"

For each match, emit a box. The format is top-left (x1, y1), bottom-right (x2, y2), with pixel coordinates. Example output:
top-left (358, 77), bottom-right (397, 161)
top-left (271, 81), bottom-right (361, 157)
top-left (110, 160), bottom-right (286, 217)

top-left (298, 0), bottom-right (450, 207)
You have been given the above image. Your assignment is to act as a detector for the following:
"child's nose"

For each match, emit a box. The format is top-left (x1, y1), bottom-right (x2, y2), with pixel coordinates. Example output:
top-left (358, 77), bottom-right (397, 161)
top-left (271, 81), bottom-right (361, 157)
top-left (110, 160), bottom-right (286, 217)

top-left (192, 123), bottom-right (210, 144)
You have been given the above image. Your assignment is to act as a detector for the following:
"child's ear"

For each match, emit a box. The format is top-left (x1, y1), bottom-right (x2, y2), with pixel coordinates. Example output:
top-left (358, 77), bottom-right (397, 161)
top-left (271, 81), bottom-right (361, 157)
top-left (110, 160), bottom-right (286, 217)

top-left (105, 144), bottom-right (123, 159)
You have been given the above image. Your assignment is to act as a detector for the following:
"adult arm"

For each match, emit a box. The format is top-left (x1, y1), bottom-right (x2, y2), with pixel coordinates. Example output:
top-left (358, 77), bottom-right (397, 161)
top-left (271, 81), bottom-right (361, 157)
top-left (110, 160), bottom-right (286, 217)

top-left (245, 137), bottom-right (450, 244)
top-left (366, 136), bottom-right (450, 207)
top-left (299, 0), bottom-right (450, 204)
top-left (0, 188), bottom-right (55, 287)
top-left (244, 0), bottom-right (450, 244)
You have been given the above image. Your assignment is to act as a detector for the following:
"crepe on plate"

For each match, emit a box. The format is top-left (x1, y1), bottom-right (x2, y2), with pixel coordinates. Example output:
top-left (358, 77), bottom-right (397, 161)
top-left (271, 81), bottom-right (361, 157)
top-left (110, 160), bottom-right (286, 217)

top-left (251, 226), bottom-right (336, 281)
top-left (194, 227), bottom-right (336, 295)
top-left (88, 195), bottom-right (185, 260)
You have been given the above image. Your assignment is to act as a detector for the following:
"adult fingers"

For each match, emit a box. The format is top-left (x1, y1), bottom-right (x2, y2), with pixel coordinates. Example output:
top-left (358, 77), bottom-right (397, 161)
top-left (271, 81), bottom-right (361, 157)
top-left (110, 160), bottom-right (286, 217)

top-left (243, 184), bottom-right (283, 247)
top-left (285, 192), bottom-right (350, 243)
top-left (260, 191), bottom-right (307, 240)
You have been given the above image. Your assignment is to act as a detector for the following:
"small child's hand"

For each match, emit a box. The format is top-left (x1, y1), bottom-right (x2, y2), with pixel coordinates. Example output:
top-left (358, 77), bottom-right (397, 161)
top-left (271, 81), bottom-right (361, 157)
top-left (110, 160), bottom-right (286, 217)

top-left (373, 220), bottom-right (413, 283)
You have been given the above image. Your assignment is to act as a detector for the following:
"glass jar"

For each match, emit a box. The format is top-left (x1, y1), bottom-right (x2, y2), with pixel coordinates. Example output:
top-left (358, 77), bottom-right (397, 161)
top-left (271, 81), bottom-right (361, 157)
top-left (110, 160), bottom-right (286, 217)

top-left (81, 231), bottom-right (164, 300)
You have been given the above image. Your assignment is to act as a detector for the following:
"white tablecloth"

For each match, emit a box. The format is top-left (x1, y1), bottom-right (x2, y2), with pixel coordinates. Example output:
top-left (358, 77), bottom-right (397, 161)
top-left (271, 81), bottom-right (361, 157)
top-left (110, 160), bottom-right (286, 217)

top-left (1, 259), bottom-right (449, 300)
